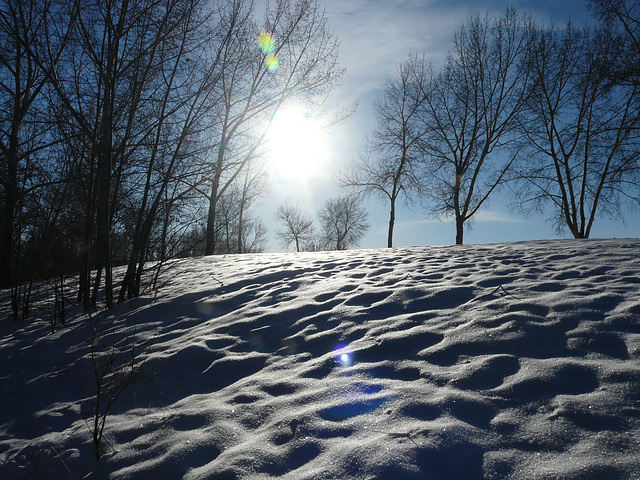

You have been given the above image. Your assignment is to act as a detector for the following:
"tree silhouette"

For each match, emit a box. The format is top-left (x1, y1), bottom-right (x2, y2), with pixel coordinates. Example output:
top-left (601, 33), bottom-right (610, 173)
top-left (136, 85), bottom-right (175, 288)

top-left (319, 196), bottom-right (370, 250)
top-left (342, 56), bottom-right (427, 248)
top-left (274, 200), bottom-right (315, 252)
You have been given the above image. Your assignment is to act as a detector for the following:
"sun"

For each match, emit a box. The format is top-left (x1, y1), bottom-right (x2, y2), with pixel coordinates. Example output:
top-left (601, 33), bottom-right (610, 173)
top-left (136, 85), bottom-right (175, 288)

top-left (266, 106), bottom-right (328, 181)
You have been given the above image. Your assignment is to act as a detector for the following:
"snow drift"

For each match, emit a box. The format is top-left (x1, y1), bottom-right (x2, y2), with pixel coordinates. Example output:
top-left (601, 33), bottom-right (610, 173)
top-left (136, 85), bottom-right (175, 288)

top-left (1, 239), bottom-right (640, 479)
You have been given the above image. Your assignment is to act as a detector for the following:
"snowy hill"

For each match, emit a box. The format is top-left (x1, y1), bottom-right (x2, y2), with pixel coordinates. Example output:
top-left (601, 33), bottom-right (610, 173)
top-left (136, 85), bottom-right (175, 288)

top-left (1, 239), bottom-right (640, 479)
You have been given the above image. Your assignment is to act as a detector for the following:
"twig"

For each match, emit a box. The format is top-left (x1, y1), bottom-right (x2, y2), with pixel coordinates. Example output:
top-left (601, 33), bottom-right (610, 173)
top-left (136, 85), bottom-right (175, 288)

top-left (467, 284), bottom-right (521, 304)
top-left (367, 428), bottom-right (420, 447)
top-left (387, 431), bottom-right (420, 447)
top-left (49, 445), bottom-right (76, 479)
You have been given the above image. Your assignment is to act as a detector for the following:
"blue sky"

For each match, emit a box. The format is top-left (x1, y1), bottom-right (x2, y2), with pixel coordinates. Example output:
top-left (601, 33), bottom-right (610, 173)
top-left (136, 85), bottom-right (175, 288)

top-left (258, 0), bottom-right (640, 251)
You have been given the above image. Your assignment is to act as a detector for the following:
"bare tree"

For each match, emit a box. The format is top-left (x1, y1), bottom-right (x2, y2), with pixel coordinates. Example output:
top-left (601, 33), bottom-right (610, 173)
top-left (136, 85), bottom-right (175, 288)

top-left (318, 196), bottom-right (370, 251)
top-left (76, 313), bottom-right (147, 461)
top-left (274, 199), bottom-right (314, 252)
top-left (38, 0), bottom-right (168, 308)
top-left (236, 159), bottom-right (269, 253)
top-left (588, 0), bottom-right (640, 85)
top-left (204, 0), bottom-right (343, 255)
top-left (35, 0), bottom-right (217, 308)
top-left (512, 22), bottom-right (640, 237)
top-left (116, 1), bottom-right (235, 302)
top-left (419, 10), bottom-right (534, 244)
top-left (2, 0), bottom-right (290, 317)
top-left (199, 171), bottom-right (268, 255)
top-left (240, 217), bottom-right (268, 253)
top-left (342, 56), bottom-right (428, 248)
top-left (0, 0), bottom-right (71, 318)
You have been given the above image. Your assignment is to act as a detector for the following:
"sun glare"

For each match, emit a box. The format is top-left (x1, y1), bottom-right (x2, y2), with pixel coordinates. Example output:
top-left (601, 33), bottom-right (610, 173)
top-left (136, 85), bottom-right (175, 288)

top-left (266, 107), bottom-right (328, 181)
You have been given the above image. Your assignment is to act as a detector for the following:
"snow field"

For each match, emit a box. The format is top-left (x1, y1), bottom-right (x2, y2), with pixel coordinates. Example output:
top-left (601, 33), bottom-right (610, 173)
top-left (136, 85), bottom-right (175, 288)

top-left (1, 239), bottom-right (639, 479)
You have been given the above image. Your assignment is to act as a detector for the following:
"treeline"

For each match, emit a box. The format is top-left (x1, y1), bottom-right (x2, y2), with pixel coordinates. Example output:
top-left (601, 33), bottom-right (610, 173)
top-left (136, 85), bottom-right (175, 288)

top-left (0, 0), bottom-right (342, 319)
top-left (3, 0), bottom-right (639, 321)
top-left (342, 0), bottom-right (640, 247)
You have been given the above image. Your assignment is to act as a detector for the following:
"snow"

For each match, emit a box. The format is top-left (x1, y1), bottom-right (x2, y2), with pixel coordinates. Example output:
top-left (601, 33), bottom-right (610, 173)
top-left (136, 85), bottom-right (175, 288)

top-left (1, 239), bottom-right (640, 479)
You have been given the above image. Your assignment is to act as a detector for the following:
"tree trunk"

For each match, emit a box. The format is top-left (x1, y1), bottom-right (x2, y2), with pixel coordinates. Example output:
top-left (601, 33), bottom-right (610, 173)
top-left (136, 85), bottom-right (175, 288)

top-left (92, 139), bottom-right (114, 309)
top-left (133, 237), bottom-right (148, 297)
top-left (387, 200), bottom-right (396, 248)
top-left (1, 132), bottom-right (18, 289)
top-left (454, 174), bottom-right (464, 245)
top-left (205, 197), bottom-right (216, 255)
top-left (237, 204), bottom-right (244, 254)
top-left (78, 200), bottom-right (94, 311)
top-left (205, 173), bottom-right (221, 255)
top-left (10, 285), bottom-right (20, 321)
top-left (455, 215), bottom-right (464, 245)
top-left (159, 200), bottom-right (172, 261)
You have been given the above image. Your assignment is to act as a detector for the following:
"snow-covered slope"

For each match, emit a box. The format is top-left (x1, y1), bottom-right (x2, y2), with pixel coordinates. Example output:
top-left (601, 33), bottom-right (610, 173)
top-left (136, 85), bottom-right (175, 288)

top-left (1, 239), bottom-right (640, 479)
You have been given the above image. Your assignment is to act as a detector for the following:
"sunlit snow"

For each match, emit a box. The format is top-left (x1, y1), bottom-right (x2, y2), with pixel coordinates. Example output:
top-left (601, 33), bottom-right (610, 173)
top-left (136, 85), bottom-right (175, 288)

top-left (1, 239), bottom-right (640, 479)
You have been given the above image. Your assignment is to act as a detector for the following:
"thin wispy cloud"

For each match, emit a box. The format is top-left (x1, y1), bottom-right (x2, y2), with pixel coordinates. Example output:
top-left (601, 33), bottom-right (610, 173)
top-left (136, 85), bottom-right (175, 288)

top-left (474, 210), bottom-right (527, 223)
top-left (394, 210), bottom-right (526, 230)
top-left (324, 0), bottom-right (465, 105)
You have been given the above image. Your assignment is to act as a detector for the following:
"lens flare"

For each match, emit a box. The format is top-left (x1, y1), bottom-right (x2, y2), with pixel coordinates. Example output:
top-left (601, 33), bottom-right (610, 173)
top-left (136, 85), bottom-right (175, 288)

top-left (258, 31), bottom-right (276, 54)
top-left (265, 54), bottom-right (280, 73)
top-left (333, 344), bottom-right (354, 367)
top-left (258, 31), bottom-right (279, 73)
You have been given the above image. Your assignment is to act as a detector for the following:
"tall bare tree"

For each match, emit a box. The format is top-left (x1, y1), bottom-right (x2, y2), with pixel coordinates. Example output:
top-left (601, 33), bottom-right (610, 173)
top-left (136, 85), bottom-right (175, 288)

top-left (38, 0), bottom-right (214, 308)
top-left (512, 22), bottom-right (640, 237)
top-left (342, 56), bottom-right (428, 248)
top-left (0, 0), bottom-right (72, 318)
top-left (116, 1), bottom-right (235, 302)
top-left (204, 0), bottom-right (343, 255)
top-left (205, 183), bottom-right (266, 254)
top-left (419, 10), bottom-right (534, 244)
top-left (234, 157), bottom-right (269, 254)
